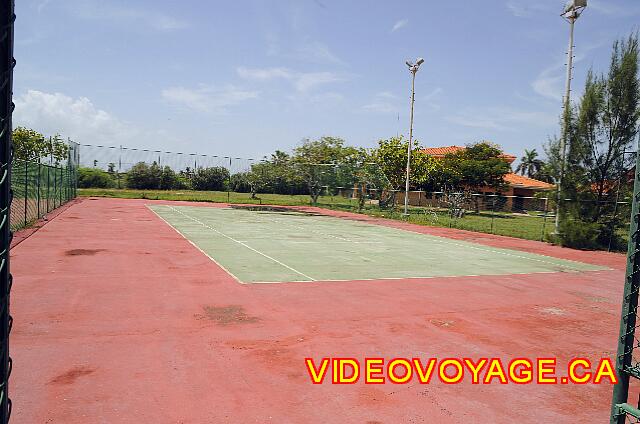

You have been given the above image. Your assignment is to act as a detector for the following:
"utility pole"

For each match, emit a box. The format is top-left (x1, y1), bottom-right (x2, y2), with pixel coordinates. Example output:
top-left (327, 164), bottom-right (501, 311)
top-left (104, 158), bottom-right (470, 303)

top-left (554, 0), bottom-right (587, 234)
top-left (403, 57), bottom-right (424, 216)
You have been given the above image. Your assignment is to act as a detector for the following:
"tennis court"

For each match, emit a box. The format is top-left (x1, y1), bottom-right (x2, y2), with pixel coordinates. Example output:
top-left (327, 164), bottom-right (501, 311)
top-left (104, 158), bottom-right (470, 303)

top-left (149, 204), bottom-right (604, 284)
top-left (10, 198), bottom-right (626, 423)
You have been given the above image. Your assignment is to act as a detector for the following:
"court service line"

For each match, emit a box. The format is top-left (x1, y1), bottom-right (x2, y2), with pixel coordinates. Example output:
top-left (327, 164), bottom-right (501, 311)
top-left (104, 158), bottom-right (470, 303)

top-left (264, 211), bottom-right (593, 272)
top-left (165, 205), bottom-right (317, 282)
top-left (146, 205), bottom-right (244, 284)
top-left (255, 213), bottom-right (383, 244)
top-left (254, 213), bottom-right (358, 243)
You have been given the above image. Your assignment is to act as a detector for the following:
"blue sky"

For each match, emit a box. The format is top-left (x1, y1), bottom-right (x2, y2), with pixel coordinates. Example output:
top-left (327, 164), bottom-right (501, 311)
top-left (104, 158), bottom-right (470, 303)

top-left (12, 0), bottom-right (640, 160)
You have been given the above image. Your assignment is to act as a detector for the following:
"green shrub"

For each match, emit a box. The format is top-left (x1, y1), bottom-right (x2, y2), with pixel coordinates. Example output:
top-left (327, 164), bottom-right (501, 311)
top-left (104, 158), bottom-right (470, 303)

top-left (159, 166), bottom-right (177, 190)
top-left (174, 174), bottom-right (192, 190)
top-left (558, 219), bottom-right (600, 250)
top-left (229, 172), bottom-right (251, 193)
top-left (192, 167), bottom-right (229, 191)
top-left (125, 162), bottom-right (184, 190)
top-left (126, 162), bottom-right (156, 189)
top-left (78, 167), bottom-right (115, 188)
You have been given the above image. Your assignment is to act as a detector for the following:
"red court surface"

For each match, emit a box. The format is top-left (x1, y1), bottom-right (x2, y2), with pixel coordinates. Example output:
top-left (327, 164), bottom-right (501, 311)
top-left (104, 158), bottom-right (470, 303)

top-left (10, 197), bottom-right (626, 423)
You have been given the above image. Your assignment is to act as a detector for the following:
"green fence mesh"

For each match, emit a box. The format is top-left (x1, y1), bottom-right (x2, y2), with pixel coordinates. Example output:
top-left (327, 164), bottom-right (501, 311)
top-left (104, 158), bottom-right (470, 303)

top-left (10, 144), bottom-right (79, 231)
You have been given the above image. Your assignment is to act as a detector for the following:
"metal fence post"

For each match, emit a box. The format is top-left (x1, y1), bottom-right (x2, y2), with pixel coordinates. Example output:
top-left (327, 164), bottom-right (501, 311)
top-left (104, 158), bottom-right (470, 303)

top-left (53, 164), bottom-right (57, 209)
top-left (36, 162), bottom-right (40, 219)
top-left (0, 2), bottom-right (15, 421)
top-left (611, 144), bottom-right (640, 423)
top-left (541, 197), bottom-right (549, 242)
top-left (227, 157), bottom-right (231, 203)
top-left (23, 161), bottom-right (26, 227)
top-left (46, 165), bottom-right (50, 213)
top-left (490, 195), bottom-right (496, 234)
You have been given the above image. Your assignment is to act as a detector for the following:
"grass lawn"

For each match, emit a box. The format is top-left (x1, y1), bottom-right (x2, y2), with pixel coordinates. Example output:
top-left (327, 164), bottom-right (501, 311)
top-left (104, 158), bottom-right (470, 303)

top-left (79, 188), bottom-right (560, 243)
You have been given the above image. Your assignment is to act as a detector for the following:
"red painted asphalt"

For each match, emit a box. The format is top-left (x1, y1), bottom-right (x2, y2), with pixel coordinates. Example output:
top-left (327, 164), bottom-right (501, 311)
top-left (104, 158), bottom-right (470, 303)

top-left (10, 197), bottom-right (627, 423)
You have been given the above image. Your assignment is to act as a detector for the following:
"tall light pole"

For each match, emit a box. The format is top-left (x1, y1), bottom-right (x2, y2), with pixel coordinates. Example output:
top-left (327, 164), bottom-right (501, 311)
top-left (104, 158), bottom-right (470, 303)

top-left (403, 57), bottom-right (424, 216)
top-left (554, 0), bottom-right (587, 234)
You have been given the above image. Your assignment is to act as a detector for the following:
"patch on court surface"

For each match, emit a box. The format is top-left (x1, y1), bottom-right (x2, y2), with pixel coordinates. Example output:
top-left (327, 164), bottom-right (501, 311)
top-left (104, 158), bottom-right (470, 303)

top-left (149, 205), bottom-right (606, 284)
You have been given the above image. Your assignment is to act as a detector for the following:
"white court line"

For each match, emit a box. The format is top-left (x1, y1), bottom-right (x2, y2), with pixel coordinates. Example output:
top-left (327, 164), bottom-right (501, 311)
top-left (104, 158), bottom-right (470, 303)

top-left (248, 268), bottom-right (611, 284)
top-left (146, 205), bottom-right (244, 284)
top-left (260, 209), bottom-right (598, 272)
top-left (419, 234), bottom-right (600, 271)
top-left (164, 205), bottom-right (316, 282)
top-left (254, 213), bottom-right (358, 243)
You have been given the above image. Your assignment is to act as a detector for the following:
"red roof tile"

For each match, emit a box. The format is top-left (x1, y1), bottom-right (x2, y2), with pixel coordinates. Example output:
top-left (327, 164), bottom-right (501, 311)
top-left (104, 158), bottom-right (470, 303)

top-left (504, 173), bottom-right (554, 189)
top-left (421, 146), bottom-right (466, 156)
top-left (421, 145), bottom-right (516, 163)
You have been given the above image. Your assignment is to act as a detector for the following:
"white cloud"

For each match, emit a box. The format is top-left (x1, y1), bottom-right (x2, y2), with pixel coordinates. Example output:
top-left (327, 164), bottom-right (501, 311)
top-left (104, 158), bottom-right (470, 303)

top-left (309, 92), bottom-right (345, 104)
top-left (446, 107), bottom-right (556, 131)
top-left (362, 102), bottom-right (396, 114)
top-left (296, 41), bottom-right (345, 65)
top-left (13, 90), bottom-right (135, 144)
top-left (161, 85), bottom-right (258, 113)
top-left (505, 0), bottom-right (553, 17)
top-left (531, 42), bottom-right (604, 101)
top-left (425, 87), bottom-right (443, 101)
top-left (237, 67), bottom-right (293, 81)
top-left (391, 19), bottom-right (408, 33)
top-left (588, 0), bottom-right (640, 16)
top-left (36, 0), bottom-right (53, 13)
top-left (294, 72), bottom-right (341, 93)
top-left (363, 92), bottom-right (399, 114)
top-left (531, 65), bottom-right (564, 101)
top-left (69, 0), bottom-right (188, 31)
top-left (236, 67), bottom-right (343, 93)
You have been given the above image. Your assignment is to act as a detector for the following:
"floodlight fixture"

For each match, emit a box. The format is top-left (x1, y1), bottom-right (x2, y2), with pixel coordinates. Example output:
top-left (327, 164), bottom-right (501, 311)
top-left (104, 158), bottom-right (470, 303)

top-left (562, 0), bottom-right (587, 20)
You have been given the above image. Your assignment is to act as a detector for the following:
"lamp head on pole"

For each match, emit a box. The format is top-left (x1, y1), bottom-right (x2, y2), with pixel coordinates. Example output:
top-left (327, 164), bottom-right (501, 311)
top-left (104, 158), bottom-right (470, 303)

top-left (562, 0), bottom-right (587, 20)
top-left (406, 57), bottom-right (424, 73)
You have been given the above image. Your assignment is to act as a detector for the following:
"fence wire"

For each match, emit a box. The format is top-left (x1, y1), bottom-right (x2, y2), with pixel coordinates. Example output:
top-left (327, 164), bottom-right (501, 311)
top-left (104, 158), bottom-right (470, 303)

top-left (79, 143), bottom-right (255, 174)
top-left (10, 158), bottom-right (78, 231)
top-left (76, 143), bottom-right (632, 251)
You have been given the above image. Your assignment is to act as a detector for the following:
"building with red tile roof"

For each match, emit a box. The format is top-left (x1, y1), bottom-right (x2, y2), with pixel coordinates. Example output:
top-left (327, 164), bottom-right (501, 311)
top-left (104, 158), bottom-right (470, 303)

top-left (421, 145), bottom-right (554, 197)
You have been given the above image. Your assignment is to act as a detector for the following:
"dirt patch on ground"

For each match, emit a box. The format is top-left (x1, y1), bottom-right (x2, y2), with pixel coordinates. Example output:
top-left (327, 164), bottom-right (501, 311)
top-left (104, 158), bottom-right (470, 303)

top-left (65, 249), bottom-right (105, 256)
top-left (196, 305), bottom-right (259, 325)
top-left (49, 366), bottom-right (95, 385)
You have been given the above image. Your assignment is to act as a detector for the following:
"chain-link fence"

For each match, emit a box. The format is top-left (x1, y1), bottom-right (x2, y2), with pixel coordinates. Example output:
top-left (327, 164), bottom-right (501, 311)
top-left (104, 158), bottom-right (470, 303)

top-left (310, 188), bottom-right (631, 251)
top-left (611, 142), bottom-right (640, 423)
top-left (78, 143), bottom-right (255, 193)
top-left (10, 142), bottom-right (79, 231)
top-left (75, 143), bottom-right (632, 252)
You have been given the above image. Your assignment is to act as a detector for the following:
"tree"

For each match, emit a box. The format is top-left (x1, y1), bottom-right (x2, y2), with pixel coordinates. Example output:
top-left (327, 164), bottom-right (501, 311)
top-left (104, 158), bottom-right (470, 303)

top-left (12, 127), bottom-right (46, 161)
top-left (292, 137), bottom-right (359, 205)
top-left (191, 167), bottom-right (229, 191)
top-left (441, 142), bottom-right (510, 192)
top-left (246, 152), bottom-right (305, 198)
top-left (159, 166), bottom-right (177, 190)
top-left (558, 33), bottom-right (639, 249)
top-left (49, 135), bottom-right (70, 165)
top-left (77, 167), bottom-right (115, 188)
top-left (515, 149), bottom-right (544, 178)
top-left (12, 127), bottom-right (69, 164)
top-left (229, 172), bottom-right (252, 193)
top-left (126, 162), bottom-right (159, 189)
top-left (370, 136), bottom-right (436, 206)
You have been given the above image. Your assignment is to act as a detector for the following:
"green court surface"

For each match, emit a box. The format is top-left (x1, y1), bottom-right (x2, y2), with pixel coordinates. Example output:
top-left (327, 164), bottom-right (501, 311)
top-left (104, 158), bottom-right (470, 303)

top-left (149, 205), bottom-right (605, 284)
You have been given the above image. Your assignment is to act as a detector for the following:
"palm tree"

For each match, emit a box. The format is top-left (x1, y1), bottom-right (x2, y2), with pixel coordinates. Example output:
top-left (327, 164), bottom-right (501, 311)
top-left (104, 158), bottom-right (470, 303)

top-left (515, 149), bottom-right (544, 179)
